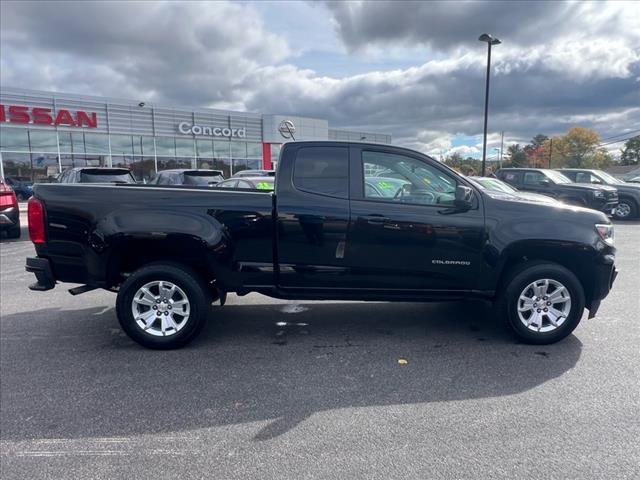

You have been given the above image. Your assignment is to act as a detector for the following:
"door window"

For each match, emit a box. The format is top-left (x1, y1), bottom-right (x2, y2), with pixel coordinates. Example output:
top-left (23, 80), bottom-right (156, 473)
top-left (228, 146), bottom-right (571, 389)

top-left (361, 151), bottom-right (457, 206)
top-left (293, 146), bottom-right (349, 198)
top-left (523, 171), bottom-right (546, 186)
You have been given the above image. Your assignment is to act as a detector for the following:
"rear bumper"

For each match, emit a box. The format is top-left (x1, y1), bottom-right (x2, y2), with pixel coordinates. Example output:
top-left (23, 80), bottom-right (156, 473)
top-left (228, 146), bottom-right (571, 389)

top-left (0, 206), bottom-right (19, 228)
top-left (25, 257), bottom-right (56, 291)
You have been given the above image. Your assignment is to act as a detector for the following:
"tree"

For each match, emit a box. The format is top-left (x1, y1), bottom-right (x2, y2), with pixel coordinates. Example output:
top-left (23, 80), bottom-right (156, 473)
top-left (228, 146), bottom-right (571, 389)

top-left (546, 127), bottom-right (612, 168)
top-left (505, 144), bottom-right (527, 167)
top-left (620, 135), bottom-right (640, 165)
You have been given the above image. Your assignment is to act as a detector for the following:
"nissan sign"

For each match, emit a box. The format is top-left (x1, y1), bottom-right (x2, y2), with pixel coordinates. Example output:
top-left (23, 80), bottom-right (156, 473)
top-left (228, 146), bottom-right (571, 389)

top-left (178, 122), bottom-right (246, 138)
top-left (0, 104), bottom-right (98, 128)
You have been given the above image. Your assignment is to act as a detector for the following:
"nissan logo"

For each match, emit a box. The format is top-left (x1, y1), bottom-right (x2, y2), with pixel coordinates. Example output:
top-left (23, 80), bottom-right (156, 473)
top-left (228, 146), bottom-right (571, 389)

top-left (278, 119), bottom-right (296, 140)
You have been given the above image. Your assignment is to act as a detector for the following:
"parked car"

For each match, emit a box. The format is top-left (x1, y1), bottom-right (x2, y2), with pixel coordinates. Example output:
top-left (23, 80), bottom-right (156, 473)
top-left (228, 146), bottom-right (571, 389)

top-left (364, 177), bottom-right (411, 198)
top-left (496, 168), bottom-right (618, 214)
top-left (557, 168), bottom-right (640, 220)
top-left (468, 176), bottom-right (559, 204)
top-left (216, 176), bottom-right (274, 190)
top-left (149, 169), bottom-right (224, 186)
top-left (26, 141), bottom-right (617, 349)
top-left (232, 169), bottom-right (275, 178)
top-left (0, 178), bottom-right (21, 239)
top-left (4, 176), bottom-right (33, 201)
top-left (58, 167), bottom-right (137, 184)
top-left (626, 176), bottom-right (640, 184)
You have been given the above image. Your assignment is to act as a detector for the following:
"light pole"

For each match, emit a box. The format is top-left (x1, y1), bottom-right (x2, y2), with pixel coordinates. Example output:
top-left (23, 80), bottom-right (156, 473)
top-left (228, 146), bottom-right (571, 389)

top-left (493, 147), bottom-right (501, 171)
top-left (479, 33), bottom-right (501, 176)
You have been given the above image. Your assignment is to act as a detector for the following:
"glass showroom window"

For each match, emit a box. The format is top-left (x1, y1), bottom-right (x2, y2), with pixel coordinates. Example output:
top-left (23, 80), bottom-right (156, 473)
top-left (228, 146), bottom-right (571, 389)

top-left (214, 140), bottom-right (230, 158)
top-left (157, 156), bottom-right (193, 171)
top-left (110, 134), bottom-right (134, 156)
top-left (131, 136), bottom-right (155, 156)
top-left (0, 127), bottom-right (29, 151)
top-left (246, 142), bottom-right (262, 159)
top-left (28, 130), bottom-right (58, 152)
top-left (175, 138), bottom-right (194, 158)
top-left (1, 152), bottom-right (32, 180)
top-left (30, 153), bottom-right (60, 181)
top-left (84, 133), bottom-right (110, 154)
top-left (155, 137), bottom-right (176, 157)
top-left (112, 155), bottom-right (155, 182)
top-left (196, 138), bottom-right (214, 158)
top-left (58, 131), bottom-right (73, 153)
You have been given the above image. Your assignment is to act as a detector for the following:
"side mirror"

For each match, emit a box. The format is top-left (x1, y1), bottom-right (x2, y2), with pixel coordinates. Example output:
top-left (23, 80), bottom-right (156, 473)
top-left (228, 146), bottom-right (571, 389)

top-left (591, 179), bottom-right (602, 184)
top-left (454, 185), bottom-right (473, 210)
top-left (540, 179), bottom-right (550, 187)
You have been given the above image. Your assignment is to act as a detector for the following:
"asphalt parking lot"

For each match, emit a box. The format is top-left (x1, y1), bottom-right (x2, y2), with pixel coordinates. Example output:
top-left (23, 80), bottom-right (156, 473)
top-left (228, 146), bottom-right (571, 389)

top-left (1, 218), bottom-right (639, 479)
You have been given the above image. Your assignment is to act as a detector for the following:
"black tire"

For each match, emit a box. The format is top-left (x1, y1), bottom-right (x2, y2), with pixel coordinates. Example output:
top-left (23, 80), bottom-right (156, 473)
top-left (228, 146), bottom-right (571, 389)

top-left (499, 262), bottom-right (585, 344)
top-left (116, 262), bottom-right (211, 349)
top-left (613, 198), bottom-right (637, 220)
top-left (6, 224), bottom-right (21, 239)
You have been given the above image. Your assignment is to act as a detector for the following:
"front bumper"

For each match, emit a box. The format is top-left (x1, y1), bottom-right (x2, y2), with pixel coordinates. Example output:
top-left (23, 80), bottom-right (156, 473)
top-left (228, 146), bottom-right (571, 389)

top-left (25, 257), bottom-right (56, 291)
top-left (587, 253), bottom-right (618, 318)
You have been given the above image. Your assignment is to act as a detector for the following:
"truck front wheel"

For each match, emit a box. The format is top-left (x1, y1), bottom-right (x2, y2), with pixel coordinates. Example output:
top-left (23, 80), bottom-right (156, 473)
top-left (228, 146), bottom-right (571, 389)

top-left (116, 262), bottom-right (211, 349)
top-left (500, 262), bottom-right (585, 344)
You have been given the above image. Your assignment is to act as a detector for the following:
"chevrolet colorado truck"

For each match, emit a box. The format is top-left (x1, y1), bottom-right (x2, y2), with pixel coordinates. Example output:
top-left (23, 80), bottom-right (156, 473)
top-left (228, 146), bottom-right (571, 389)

top-left (26, 141), bottom-right (618, 348)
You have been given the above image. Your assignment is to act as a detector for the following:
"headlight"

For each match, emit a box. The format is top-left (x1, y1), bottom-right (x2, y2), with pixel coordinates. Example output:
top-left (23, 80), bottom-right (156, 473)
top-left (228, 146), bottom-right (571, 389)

top-left (595, 223), bottom-right (614, 245)
top-left (593, 190), bottom-right (604, 198)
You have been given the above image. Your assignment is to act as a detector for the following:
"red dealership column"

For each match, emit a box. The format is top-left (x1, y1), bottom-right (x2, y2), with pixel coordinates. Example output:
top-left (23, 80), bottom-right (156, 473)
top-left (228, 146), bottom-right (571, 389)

top-left (262, 143), bottom-right (272, 169)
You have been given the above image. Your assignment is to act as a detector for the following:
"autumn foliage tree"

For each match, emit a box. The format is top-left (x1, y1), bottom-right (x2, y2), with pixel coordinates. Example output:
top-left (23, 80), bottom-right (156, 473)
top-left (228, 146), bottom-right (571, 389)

top-left (545, 127), bottom-right (612, 168)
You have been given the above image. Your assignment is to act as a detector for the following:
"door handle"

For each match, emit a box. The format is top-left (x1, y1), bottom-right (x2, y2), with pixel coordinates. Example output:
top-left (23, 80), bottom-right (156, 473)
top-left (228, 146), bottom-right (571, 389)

top-left (361, 214), bottom-right (389, 224)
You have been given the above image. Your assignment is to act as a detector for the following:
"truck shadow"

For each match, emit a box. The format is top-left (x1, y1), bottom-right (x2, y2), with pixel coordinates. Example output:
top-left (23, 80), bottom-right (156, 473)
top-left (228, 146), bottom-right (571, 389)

top-left (0, 301), bottom-right (582, 442)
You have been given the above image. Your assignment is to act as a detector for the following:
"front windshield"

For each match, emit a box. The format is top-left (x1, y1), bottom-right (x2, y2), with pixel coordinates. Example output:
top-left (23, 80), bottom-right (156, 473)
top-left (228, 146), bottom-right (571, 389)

top-left (595, 170), bottom-right (623, 184)
top-left (545, 170), bottom-right (572, 184)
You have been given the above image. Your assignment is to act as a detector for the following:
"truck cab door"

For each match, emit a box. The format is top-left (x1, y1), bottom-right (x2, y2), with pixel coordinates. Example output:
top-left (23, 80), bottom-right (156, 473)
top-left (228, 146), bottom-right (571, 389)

top-left (275, 143), bottom-right (352, 289)
top-left (345, 145), bottom-right (485, 291)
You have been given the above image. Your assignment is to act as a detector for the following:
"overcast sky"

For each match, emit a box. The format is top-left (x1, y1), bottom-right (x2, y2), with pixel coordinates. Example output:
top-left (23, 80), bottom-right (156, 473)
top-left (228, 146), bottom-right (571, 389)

top-left (1, 0), bottom-right (638, 158)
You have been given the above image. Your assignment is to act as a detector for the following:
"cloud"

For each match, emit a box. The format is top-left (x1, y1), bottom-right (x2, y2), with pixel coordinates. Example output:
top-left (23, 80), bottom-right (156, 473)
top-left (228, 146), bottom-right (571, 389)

top-left (1, 0), bottom-right (638, 159)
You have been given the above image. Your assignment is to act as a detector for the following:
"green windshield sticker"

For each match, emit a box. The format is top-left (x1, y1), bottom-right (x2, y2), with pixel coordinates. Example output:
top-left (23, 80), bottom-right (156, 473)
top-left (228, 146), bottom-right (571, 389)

top-left (377, 181), bottom-right (394, 189)
top-left (422, 178), bottom-right (432, 185)
top-left (256, 182), bottom-right (272, 190)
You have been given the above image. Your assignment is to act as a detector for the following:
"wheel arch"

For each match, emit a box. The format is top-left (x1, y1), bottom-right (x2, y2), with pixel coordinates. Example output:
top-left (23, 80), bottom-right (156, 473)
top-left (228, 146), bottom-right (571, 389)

top-left (494, 240), bottom-right (598, 308)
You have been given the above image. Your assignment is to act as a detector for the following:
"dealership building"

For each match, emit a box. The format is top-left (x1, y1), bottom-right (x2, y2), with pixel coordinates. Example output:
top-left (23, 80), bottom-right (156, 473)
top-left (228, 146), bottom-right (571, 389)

top-left (0, 87), bottom-right (391, 182)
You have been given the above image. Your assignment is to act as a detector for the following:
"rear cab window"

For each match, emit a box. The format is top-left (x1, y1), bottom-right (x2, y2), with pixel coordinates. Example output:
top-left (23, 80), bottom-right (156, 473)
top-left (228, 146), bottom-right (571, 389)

top-left (293, 146), bottom-right (349, 198)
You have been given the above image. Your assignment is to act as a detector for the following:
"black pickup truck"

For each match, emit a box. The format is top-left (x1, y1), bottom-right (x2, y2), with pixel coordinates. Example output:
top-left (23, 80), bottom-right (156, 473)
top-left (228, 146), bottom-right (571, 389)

top-left (496, 168), bottom-right (618, 213)
top-left (556, 168), bottom-right (640, 220)
top-left (26, 141), bottom-right (618, 348)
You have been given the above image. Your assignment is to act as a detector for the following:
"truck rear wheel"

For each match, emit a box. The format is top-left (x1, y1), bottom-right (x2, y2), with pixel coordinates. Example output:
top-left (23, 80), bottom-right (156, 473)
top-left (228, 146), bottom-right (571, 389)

top-left (499, 262), bottom-right (585, 344)
top-left (116, 262), bottom-right (211, 349)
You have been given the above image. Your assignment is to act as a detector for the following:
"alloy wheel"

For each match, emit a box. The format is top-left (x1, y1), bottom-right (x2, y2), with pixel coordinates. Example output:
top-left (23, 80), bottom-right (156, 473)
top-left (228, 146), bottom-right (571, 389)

top-left (131, 280), bottom-right (190, 337)
top-left (615, 202), bottom-right (631, 218)
top-left (517, 278), bottom-right (571, 333)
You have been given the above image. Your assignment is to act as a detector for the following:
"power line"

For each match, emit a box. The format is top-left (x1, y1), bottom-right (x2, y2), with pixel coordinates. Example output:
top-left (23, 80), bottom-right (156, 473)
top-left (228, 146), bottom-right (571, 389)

top-left (598, 129), bottom-right (640, 143)
top-left (599, 134), bottom-right (639, 147)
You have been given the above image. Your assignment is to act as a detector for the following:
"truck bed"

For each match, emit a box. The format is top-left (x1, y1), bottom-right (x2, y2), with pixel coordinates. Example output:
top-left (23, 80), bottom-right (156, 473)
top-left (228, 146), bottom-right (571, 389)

top-left (32, 183), bottom-right (275, 289)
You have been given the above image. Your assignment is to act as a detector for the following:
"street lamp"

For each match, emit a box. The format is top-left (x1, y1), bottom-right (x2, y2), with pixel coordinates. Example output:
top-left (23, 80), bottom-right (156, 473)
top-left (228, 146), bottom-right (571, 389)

top-left (479, 33), bottom-right (501, 176)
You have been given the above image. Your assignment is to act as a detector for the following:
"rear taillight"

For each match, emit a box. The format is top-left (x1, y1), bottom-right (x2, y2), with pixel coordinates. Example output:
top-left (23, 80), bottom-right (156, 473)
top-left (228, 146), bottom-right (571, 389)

top-left (28, 197), bottom-right (46, 244)
top-left (0, 190), bottom-right (16, 208)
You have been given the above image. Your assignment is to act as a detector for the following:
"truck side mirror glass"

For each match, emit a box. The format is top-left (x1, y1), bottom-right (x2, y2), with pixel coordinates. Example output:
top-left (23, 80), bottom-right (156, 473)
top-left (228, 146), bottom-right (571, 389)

top-left (540, 179), bottom-right (550, 187)
top-left (454, 185), bottom-right (473, 210)
top-left (592, 179), bottom-right (602, 184)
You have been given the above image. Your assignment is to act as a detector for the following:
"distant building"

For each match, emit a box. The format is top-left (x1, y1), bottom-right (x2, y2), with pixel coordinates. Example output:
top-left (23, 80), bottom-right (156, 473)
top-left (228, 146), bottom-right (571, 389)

top-left (0, 87), bottom-right (391, 182)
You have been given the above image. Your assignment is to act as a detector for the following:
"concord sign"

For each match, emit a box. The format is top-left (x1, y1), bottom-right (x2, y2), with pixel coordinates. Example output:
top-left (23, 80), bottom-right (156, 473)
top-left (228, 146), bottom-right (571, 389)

top-left (178, 122), bottom-right (246, 138)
